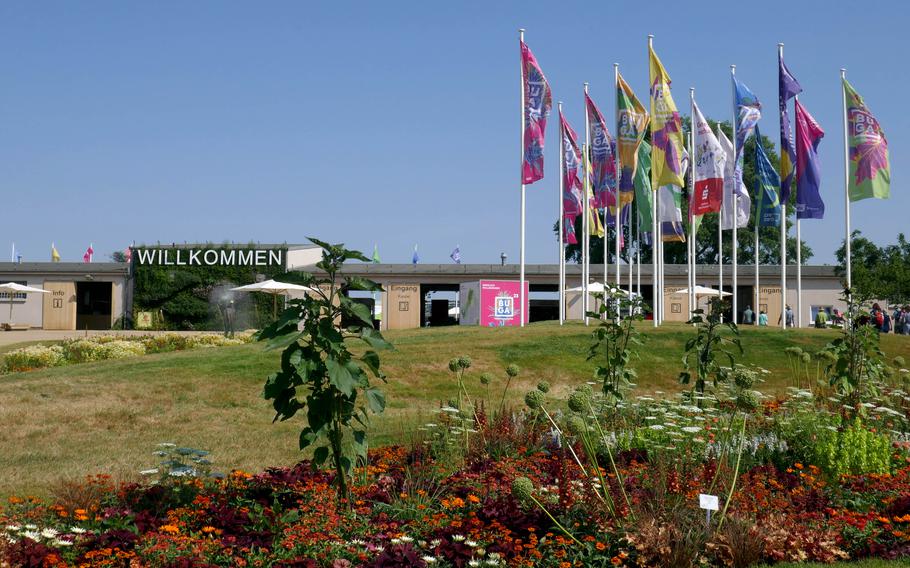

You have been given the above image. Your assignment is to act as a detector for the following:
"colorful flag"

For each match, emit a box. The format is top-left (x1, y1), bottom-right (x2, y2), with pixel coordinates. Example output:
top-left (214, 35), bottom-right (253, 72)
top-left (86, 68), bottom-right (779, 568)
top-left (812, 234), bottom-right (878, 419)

top-left (125, 245), bottom-right (132, 263)
top-left (584, 148), bottom-right (604, 238)
top-left (372, 244), bottom-right (381, 264)
top-left (633, 140), bottom-right (653, 230)
top-left (794, 99), bottom-right (825, 219)
top-left (51, 243), bottom-right (61, 262)
top-left (844, 79), bottom-right (890, 202)
top-left (754, 126), bottom-right (781, 227)
top-left (83, 244), bottom-right (94, 263)
top-left (779, 53), bottom-right (802, 205)
top-left (648, 46), bottom-right (686, 188)
top-left (691, 101), bottom-right (726, 216)
top-left (563, 215), bottom-right (578, 245)
top-left (616, 72), bottom-right (649, 197)
top-left (520, 40), bottom-right (552, 185)
top-left (559, 109), bottom-right (585, 216)
top-left (656, 149), bottom-right (687, 243)
top-left (718, 126), bottom-right (751, 230)
top-left (411, 245), bottom-right (419, 265)
top-left (450, 246), bottom-right (461, 264)
top-left (584, 93), bottom-right (618, 209)
top-left (734, 78), bottom-right (761, 218)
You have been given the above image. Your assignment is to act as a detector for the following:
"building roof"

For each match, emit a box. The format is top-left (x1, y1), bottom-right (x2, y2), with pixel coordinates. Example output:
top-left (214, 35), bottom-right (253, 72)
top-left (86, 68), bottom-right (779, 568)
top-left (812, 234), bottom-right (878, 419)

top-left (133, 243), bottom-right (318, 251)
top-left (0, 262), bottom-right (130, 276)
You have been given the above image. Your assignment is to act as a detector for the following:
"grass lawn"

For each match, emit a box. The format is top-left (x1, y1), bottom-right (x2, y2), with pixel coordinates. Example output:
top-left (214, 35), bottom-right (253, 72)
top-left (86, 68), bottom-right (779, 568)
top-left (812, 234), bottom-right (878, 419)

top-left (1, 321), bottom-right (909, 497)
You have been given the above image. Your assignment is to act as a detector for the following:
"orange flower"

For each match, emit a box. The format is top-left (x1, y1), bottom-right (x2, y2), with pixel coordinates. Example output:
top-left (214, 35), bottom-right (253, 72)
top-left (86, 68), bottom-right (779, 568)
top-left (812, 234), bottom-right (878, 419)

top-left (596, 541), bottom-right (607, 551)
top-left (467, 494), bottom-right (480, 504)
top-left (159, 524), bottom-right (180, 534)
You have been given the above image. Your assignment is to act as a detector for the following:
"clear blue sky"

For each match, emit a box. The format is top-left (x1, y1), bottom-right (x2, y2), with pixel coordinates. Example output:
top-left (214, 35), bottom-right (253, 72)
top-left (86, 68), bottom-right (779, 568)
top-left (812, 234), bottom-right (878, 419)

top-left (0, 1), bottom-right (905, 264)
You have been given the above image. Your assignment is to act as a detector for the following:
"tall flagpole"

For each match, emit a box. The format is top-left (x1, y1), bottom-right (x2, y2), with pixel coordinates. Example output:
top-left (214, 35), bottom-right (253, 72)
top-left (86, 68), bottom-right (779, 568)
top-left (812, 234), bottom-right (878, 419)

top-left (779, 44), bottom-right (788, 329)
top-left (841, 68), bottom-right (852, 291)
top-left (795, 107), bottom-right (803, 331)
top-left (614, 63), bottom-right (622, 288)
top-left (519, 28), bottom-right (527, 328)
top-left (730, 64), bottom-right (739, 324)
top-left (649, 34), bottom-right (658, 327)
top-left (584, 83), bottom-right (591, 324)
top-left (583, 142), bottom-right (590, 325)
top-left (636, 211), bottom-right (642, 298)
top-left (754, 222), bottom-right (760, 326)
top-left (558, 101), bottom-right (566, 325)
top-left (689, 87), bottom-right (696, 316)
top-left (629, 209), bottom-right (634, 316)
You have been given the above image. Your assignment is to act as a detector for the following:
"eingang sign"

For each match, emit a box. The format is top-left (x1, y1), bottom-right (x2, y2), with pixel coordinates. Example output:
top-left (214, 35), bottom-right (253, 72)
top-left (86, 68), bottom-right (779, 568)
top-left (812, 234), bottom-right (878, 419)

top-left (134, 248), bottom-right (285, 267)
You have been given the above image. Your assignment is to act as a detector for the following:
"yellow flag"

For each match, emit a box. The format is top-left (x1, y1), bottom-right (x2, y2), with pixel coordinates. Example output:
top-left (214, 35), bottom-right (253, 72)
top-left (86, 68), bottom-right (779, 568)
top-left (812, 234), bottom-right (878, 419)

top-left (51, 244), bottom-right (60, 262)
top-left (585, 148), bottom-right (604, 237)
top-left (649, 46), bottom-right (686, 188)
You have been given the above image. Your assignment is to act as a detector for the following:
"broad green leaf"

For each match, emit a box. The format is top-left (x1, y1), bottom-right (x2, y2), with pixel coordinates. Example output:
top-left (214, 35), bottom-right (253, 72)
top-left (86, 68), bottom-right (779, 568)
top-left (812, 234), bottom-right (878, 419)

top-left (364, 387), bottom-right (385, 414)
top-left (326, 357), bottom-right (356, 397)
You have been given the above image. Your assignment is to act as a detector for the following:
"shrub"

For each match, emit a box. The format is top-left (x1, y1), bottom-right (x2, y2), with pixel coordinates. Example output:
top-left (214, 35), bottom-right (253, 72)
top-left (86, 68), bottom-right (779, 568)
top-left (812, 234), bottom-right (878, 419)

top-left (98, 340), bottom-right (146, 360)
top-left (1, 345), bottom-right (65, 373)
top-left (812, 417), bottom-right (892, 477)
top-left (61, 339), bottom-right (104, 363)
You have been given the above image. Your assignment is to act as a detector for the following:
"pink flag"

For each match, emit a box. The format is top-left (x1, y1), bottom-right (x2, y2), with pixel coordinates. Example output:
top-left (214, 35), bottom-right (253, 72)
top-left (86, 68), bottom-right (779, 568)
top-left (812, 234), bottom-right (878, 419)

top-left (584, 93), bottom-right (617, 209)
top-left (563, 214), bottom-right (578, 245)
top-left (559, 109), bottom-right (584, 216)
top-left (83, 244), bottom-right (94, 263)
top-left (521, 41), bottom-right (552, 185)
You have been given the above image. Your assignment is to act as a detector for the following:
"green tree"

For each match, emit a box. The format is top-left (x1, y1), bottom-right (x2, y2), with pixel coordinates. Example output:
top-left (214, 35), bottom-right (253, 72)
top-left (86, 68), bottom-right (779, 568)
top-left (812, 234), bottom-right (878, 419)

top-left (557, 120), bottom-right (812, 265)
top-left (835, 231), bottom-right (910, 305)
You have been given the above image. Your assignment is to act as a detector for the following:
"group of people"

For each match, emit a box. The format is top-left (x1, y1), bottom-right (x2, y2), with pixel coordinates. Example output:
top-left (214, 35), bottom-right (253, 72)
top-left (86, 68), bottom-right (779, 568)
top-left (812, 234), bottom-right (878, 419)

top-left (741, 305), bottom-right (770, 327)
top-left (870, 303), bottom-right (910, 335)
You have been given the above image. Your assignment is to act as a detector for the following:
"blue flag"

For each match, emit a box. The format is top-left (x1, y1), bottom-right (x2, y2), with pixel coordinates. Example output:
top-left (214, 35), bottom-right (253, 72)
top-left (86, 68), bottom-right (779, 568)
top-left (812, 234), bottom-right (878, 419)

top-left (411, 245), bottom-right (419, 265)
top-left (734, 78), bottom-right (762, 199)
top-left (450, 246), bottom-right (461, 264)
top-left (795, 99), bottom-right (825, 220)
top-left (754, 126), bottom-right (781, 227)
top-left (778, 53), bottom-right (802, 205)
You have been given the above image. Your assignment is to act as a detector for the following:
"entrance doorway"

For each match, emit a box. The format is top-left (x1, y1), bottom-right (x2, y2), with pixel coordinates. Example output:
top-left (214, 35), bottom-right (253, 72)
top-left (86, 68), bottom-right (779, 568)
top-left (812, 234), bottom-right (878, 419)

top-left (76, 282), bottom-right (113, 330)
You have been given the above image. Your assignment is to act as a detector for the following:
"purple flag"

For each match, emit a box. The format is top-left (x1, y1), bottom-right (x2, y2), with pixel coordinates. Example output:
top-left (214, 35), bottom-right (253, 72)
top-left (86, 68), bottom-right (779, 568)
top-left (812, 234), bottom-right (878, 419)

top-left (584, 93), bottom-right (617, 209)
top-left (795, 99), bottom-right (825, 220)
top-left (559, 109), bottom-right (584, 216)
top-left (521, 41), bottom-right (552, 185)
top-left (778, 54), bottom-right (802, 204)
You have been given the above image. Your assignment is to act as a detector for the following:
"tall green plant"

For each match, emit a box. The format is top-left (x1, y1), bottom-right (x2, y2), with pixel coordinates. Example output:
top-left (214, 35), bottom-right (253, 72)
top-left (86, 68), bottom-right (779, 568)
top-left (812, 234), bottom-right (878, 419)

top-left (587, 288), bottom-right (646, 403)
top-left (257, 238), bottom-right (392, 504)
top-left (679, 298), bottom-right (742, 402)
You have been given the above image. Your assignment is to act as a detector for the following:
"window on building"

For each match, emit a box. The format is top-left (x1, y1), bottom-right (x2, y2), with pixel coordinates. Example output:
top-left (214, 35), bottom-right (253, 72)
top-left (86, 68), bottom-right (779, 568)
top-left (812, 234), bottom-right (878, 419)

top-left (0, 281), bottom-right (27, 301)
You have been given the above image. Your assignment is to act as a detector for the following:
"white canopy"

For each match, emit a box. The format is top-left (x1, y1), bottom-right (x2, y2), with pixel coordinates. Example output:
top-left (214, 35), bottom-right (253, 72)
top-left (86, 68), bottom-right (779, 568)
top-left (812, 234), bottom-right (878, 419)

top-left (566, 282), bottom-right (638, 296)
top-left (448, 306), bottom-right (460, 316)
top-left (230, 279), bottom-right (314, 295)
top-left (0, 282), bottom-right (51, 322)
top-left (673, 285), bottom-right (732, 297)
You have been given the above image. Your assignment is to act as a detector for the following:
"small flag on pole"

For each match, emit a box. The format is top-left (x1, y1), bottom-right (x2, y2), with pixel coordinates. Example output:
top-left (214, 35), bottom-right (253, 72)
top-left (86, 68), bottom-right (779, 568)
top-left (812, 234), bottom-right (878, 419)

top-left (844, 79), bottom-right (890, 202)
top-left (584, 93), bottom-right (618, 208)
top-left (450, 246), bottom-right (461, 264)
top-left (372, 244), bottom-right (381, 264)
top-left (559, 109), bottom-right (585, 216)
top-left (411, 245), bottom-right (419, 265)
top-left (83, 244), bottom-right (94, 263)
top-left (754, 126), bottom-right (782, 227)
top-left (520, 40), bottom-right (552, 185)
top-left (51, 243), bottom-right (61, 262)
top-left (795, 100), bottom-right (825, 219)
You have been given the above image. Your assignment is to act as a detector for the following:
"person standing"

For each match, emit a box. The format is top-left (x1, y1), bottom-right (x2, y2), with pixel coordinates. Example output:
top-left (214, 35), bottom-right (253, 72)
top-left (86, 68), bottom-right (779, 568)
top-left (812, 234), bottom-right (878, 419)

top-left (894, 306), bottom-right (905, 335)
top-left (743, 305), bottom-right (754, 325)
top-left (758, 310), bottom-right (768, 326)
top-left (815, 308), bottom-right (828, 329)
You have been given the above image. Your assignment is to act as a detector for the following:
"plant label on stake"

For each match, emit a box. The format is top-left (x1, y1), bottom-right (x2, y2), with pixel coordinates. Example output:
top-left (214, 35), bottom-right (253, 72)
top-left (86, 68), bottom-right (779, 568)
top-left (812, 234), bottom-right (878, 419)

top-left (699, 493), bottom-right (719, 525)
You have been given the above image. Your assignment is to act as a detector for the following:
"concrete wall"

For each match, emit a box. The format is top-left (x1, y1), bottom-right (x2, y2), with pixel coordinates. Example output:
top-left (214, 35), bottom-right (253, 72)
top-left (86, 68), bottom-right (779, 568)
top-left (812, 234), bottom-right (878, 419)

top-left (0, 278), bottom-right (46, 327)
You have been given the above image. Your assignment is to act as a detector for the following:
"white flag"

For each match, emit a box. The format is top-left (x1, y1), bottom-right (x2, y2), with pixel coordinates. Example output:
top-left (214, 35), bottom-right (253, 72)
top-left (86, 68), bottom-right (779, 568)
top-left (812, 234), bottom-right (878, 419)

top-left (691, 103), bottom-right (726, 216)
top-left (717, 126), bottom-right (750, 230)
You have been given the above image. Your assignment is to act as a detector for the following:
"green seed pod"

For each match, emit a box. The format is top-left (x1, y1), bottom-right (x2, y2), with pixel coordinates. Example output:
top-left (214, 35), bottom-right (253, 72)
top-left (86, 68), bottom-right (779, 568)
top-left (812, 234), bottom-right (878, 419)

top-left (480, 372), bottom-right (493, 385)
top-left (565, 415), bottom-right (587, 436)
top-left (511, 476), bottom-right (535, 504)
top-left (801, 352), bottom-right (811, 364)
top-left (524, 390), bottom-right (544, 410)
top-left (893, 356), bottom-right (906, 368)
top-left (567, 389), bottom-right (589, 413)
top-left (537, 381), bottom-right (551, 394)
top-left (448, 359), bottom-right (459, 373)
top-left (735, 390), bottom-right (759, 412)
top-left (458, 356), bottom-right (472, 370)
top-left (506, 364), bottom-right (520, 378)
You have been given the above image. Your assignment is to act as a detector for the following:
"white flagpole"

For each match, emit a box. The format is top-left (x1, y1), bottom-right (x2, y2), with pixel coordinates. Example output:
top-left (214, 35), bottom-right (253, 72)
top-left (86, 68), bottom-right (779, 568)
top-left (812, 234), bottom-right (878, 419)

top-left (649, 34), bottom-right (658, 327)
top-left (658, 217), bottom-right (664, 323)
top-left (558, 101), bottom-right (566, 325)
top-left (629, 199), bottom-right (634, 316)
top-left (636, 211), bottom-right (642, 298)
top-left (519, 28), bottom-right (527, 328)
top-left (583, 142), bottom-right (590, 325)
top-left (842, 68), bottom-right (852, 291)
top-left (689, 87), bottom-right (696, 316)
top-left (795, 111), bottom-right (802, 331)
top-left (730, 64), bottom-right (739, 325)
top-left (614, 63), bottom-right (622, 289)
top-left (779, 44), bottom-right (788, 329)
top-left (754, 223), bottom-right (760, 326)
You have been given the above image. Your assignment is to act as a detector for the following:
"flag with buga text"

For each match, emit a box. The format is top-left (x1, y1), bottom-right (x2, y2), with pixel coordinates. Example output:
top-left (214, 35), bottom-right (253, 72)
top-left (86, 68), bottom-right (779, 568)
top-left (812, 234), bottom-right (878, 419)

top-left (718, 126), bottom-right (750, 230)
top-left (521, 41), bottom-right (552, 184)
top-left (754, 126), bottom-right (781, 227)
top-left (844, 79), bottom-right (890, 202)
top-left (691, 101), bottom-right (725, 216)
top-left (795, 99), bottom-right (825, 219)
top-left (559, 109), bottom-right (585, 216)
top-left (585, 93), bottom-right (618, 208)
top-left (649, 46), bottom-right (686, 188)
top-left (779, 53), bottom-right (802, 204)
top-left (617, 72), bottom-right (649, 199)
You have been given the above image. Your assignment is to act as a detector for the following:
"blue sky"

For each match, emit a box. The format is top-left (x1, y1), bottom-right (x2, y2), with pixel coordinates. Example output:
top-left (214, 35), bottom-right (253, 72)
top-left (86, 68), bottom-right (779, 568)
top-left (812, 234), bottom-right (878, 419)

top-left (0, 1), bottom-right (905, 264)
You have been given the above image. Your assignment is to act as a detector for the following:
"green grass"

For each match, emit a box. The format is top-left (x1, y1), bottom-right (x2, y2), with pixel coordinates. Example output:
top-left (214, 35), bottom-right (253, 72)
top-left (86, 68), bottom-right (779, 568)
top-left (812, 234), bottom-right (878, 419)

top-left (1, 321), bottom-right (909, 497)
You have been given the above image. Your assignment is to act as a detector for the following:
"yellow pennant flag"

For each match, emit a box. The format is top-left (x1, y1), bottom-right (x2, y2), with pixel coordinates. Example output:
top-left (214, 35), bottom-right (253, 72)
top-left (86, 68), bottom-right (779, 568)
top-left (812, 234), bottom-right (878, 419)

top-left (51, 243), bottom-right (61, 262)
top-left (649, 45), bottom-right (686, 189)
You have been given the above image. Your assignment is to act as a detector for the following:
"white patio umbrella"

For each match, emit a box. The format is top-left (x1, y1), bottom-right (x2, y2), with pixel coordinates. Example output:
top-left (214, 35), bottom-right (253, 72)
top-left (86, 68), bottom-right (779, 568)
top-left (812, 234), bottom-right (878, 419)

top-left (672, 285), bottom-right (732, 297)
top-left (230, 279), bottom-right (315, 318)
top-left (566, 282), bottom-right (637, 296)
top-left (0, 282), bottom-right (51, 323)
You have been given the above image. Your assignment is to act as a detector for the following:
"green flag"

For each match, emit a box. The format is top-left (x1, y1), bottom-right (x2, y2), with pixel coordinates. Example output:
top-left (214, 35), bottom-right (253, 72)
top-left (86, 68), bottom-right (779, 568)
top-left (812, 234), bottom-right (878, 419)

top-left (633, 140), bottom-right (653, 229)
top-left (372, 244), bottom-right (381, 264)
top-left (844, 79), bottom-right (890, 201)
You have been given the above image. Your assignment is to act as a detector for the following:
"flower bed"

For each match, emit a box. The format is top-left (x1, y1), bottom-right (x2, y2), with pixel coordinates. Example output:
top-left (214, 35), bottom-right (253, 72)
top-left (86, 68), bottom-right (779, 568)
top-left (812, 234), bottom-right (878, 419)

top-left (2, 392), bottom-right (909, 567)
top-left (1, 333), bottom-right (253, 374)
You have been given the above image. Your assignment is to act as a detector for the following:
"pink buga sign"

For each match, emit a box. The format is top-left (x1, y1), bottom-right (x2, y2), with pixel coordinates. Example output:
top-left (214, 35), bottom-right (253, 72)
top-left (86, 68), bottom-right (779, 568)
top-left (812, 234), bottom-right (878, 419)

top-left (480, 280), bottom-right (529, 327)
